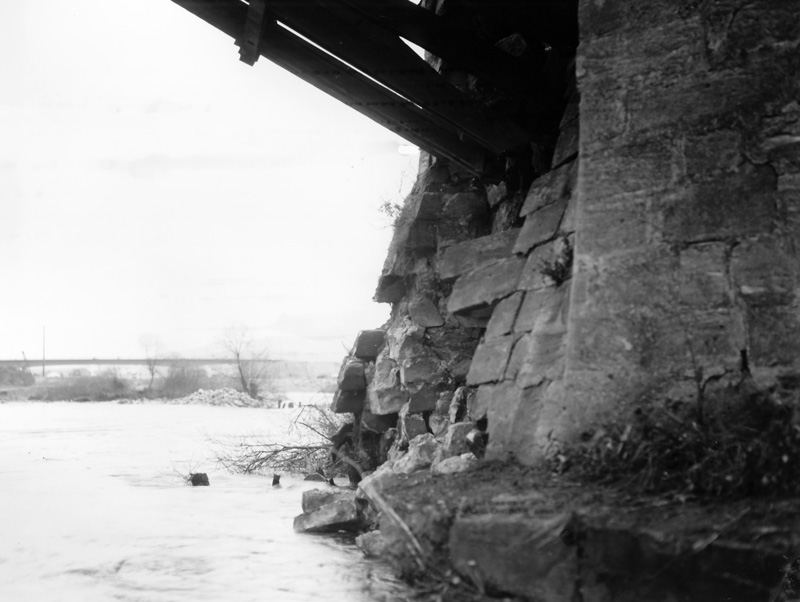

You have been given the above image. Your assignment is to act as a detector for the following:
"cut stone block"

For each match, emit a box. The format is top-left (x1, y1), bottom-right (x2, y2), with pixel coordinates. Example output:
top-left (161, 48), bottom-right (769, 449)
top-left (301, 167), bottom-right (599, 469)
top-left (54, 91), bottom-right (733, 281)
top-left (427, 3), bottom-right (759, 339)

top-left (442, 191), bottom-right (489, 221)
top-left (551, 116), bottom-right (579, 167)
top-left (514, 286), bottom-right (570, 334)
top-left (400, 355), bottom-right (441, 386)
top-left (406, 382), bottom-right (441, 413)
top-left (447, 256), bottom-right (526, 315)
top-left (367, 349), bottom-right (408, 415)
top-left (351, 330), bottom-right (387, 360)
top-left (518, 236), bottom-right (572, 291)
top-left (408, 295), bottom-right (444, 327)
top-left (678, 243), bottom-right (730, 309)
top-left (466, 334), bottom-right (518, 385)
top-left (470, 382), bottom-right (516, 421)
top-left (293, 498), bottom-right (362, 534)
top-left (663, 163), bottom-right (777, 244)
top-left (331, 389), bottom-right (366, 414)
top-left (398, 411), bottom-right (428, 442)
top-left (520, 159), bottom-right (577, 217)
top-left (513, 197), bottom-right (568, 255)
top-left (485, 292), bottom-right (525, 340)
top-left (439, 229), bottom-right (520, 281)
top-left (338, 358), bottom-right (366, 391)
top-left (731, 238), bottom-right (796, 304)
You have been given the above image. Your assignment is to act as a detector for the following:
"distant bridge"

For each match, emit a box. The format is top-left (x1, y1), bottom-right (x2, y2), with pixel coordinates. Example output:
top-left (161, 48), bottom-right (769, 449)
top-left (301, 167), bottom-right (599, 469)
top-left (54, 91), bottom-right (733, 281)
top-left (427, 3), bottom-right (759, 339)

top-left (0, 358), bottom-right (278, 369)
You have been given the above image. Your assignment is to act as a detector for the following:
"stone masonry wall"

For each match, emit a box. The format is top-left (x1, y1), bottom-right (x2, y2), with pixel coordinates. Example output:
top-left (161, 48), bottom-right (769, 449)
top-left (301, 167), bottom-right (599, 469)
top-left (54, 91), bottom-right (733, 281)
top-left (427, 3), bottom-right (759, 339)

top-left (559, 0), bottom-right (800, 446)
top-left (331, 0), bottom-right (800, 470)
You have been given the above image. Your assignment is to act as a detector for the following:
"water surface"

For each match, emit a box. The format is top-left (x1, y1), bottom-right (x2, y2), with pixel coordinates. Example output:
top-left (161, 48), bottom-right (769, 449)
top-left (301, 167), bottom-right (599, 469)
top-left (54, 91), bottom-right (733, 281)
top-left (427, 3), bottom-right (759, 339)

top-left (0, 401), bottom-right (407, 601)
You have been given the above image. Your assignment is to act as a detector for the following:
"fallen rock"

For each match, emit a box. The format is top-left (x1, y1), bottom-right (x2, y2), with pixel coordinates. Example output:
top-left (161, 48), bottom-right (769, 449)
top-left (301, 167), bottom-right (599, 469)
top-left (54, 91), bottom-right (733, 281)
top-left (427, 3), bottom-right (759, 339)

top-left (357, 461), bottom-right (403, 500)
top-left (431, 454), bottom-right (476, 475)
top-left (293, 497), bottom-right (362, 534)
top-left (393, 434), bottom-right (440, 474)
top-left (356, 530), bottom-right (388, 558)
top-left (301, 488), bottom-right (357, 514)
top-left (437, 422), bottom-right (475, 460)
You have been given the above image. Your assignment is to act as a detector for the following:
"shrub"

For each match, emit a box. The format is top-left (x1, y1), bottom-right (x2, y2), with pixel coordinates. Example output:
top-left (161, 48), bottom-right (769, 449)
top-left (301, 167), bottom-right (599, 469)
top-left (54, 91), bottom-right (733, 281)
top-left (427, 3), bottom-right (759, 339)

top-left (156, 364), bottom-right (208, 399)
top-left (555, 376), bottom-right (800, 498)
top-left (40, 371), bottom-right (134, 401)
top-left (0, 366), bottom-right (35, 387)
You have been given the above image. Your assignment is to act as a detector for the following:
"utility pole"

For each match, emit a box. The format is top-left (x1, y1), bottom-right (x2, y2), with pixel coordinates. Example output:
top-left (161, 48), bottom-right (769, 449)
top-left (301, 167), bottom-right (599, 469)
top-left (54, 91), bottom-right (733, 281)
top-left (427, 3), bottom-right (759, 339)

top-left (42, 326), bottom-right (45, 377)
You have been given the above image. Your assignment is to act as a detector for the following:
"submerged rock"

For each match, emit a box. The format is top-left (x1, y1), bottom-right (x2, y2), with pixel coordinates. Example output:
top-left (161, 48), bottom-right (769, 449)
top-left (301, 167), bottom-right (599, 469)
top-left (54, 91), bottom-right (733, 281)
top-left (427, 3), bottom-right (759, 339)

top-left (189, 473), bottom-right (209, 486)
top-left (356, 531), bottom-right (388, 558)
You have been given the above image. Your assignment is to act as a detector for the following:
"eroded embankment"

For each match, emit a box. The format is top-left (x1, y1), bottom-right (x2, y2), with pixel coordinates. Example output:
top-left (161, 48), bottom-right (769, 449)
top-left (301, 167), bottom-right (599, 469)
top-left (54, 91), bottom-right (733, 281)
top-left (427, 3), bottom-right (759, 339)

top-left (298, 462), bottom-right (800, 602)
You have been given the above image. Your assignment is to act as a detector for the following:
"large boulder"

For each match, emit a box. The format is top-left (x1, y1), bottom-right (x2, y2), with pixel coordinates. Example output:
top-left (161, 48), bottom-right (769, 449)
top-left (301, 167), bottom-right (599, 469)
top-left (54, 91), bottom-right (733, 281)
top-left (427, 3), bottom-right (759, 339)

top-left (301, 488), bottom-right (357, 514)
top-left (293, 495), bottom-right (364, 534)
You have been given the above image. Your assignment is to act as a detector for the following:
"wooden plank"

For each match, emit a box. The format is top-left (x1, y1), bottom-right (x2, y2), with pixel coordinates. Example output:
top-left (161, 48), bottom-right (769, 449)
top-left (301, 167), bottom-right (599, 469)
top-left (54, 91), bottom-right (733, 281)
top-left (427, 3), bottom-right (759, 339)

top-left (169, 0), bottom-right (487, 173)
top-left (256, 19), bottom-right (487, 173)
top-left (238, 0), bottom-right (268, 66)
top-left (265, 0), bottom-right (529, 155)
top-left (341, 0), bottom-right (535, 96)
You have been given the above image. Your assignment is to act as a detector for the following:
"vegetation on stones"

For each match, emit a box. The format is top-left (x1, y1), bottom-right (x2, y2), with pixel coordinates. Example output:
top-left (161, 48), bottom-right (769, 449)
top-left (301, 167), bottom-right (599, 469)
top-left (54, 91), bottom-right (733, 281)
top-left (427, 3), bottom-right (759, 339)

top-left (554, 376), bottom-right (800, 498)
top-left (539, 235), bottom-right (573, 286)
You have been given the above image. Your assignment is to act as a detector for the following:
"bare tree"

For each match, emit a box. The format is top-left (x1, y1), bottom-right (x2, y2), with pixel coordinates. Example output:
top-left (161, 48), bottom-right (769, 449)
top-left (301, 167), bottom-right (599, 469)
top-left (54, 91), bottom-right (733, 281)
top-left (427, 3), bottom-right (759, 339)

top-left (219, 323), bottom-right (270, 399)
top-left (139, 334), bottom-right (164, 391)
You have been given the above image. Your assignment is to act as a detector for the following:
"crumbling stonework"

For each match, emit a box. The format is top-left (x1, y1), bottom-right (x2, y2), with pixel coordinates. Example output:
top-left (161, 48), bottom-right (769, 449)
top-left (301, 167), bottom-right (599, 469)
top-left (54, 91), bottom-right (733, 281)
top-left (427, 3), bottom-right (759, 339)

top-left (331, 0), bottom-right (799, 479)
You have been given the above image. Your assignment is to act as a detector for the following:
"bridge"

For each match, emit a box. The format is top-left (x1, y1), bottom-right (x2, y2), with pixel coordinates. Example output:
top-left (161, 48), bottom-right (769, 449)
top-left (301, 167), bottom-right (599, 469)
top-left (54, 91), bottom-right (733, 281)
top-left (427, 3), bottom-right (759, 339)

top-left (0, 358), bottom-right (276, 369)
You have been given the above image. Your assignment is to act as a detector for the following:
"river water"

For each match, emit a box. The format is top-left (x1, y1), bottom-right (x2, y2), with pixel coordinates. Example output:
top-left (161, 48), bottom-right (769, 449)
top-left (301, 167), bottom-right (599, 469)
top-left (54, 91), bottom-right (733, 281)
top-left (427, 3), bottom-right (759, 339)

top-left (0, 400), bottom-right (409, 602)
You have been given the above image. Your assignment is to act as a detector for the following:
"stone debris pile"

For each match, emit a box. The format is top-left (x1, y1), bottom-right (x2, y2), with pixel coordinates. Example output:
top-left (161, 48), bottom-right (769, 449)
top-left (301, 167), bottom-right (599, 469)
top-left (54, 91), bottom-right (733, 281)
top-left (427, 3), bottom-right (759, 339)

top-left (167, 388), bottom-right (281, 408)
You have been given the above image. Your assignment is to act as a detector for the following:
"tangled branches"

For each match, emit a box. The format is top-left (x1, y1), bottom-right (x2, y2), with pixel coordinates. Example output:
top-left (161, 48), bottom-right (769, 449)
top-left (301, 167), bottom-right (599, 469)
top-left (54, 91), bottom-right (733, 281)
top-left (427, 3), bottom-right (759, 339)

top-left (213, 404), bottom-right (348, 476)
top-left (215, 440), bottom-right (331, 474)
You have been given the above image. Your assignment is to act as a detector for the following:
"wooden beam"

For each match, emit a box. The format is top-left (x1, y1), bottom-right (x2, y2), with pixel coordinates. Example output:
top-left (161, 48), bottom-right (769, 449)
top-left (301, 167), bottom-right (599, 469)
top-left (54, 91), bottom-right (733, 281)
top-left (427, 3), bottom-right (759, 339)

top-left (264, 0), bottom-right (529, 155)
top-left (341, 0), bottom-right (537, 96)
top-left (169, 0), bottom-right (488, 173)
top-left (238, 0), bottom-right (268, 65)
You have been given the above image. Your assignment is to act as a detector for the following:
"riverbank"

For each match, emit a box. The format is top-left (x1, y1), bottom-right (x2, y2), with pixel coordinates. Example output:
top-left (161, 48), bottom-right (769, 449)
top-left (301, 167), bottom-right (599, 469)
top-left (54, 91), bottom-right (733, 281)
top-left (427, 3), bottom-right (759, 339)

top-left (363, 463), bottom-right (799, 601)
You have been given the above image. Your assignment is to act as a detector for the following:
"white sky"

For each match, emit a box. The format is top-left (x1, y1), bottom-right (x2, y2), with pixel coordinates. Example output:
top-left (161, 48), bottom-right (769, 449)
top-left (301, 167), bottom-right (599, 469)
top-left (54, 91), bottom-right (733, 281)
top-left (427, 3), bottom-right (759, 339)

top-left (0, 0), bottom-right (419, 362)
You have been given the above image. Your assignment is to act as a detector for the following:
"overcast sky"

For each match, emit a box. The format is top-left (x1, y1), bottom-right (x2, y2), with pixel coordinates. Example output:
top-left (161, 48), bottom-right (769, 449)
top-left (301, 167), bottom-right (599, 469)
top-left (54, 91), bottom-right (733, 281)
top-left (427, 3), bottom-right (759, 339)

top-left (1, 0), bottom-right (419, 362)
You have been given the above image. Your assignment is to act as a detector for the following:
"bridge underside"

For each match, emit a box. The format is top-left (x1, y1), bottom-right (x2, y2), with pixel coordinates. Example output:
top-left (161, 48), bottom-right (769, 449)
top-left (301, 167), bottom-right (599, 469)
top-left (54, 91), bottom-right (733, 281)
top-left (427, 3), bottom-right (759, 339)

top-left (171, 0), bottom-right (577, 175)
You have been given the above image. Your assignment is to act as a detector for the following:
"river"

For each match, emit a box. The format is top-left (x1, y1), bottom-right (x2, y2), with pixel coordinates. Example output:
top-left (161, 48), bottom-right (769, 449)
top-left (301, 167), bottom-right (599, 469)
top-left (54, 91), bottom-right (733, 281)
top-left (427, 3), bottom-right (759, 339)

top-left (0, 400), bottom-right (409, 602)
